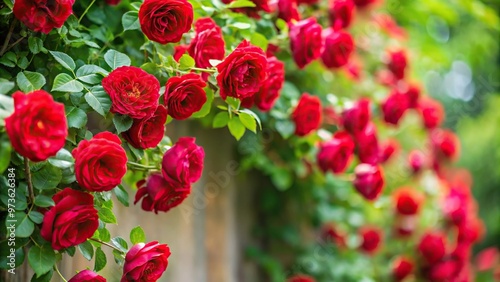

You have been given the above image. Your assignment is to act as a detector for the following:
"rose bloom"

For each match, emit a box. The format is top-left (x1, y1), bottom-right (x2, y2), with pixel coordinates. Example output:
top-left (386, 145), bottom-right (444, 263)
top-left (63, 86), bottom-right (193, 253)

top-left (164, 73), bottom-right (207, 120)
top-left (475, 247), bottom-right (499, 271)
top-left (381, 89), bottom-right (410, 125)
top-left (353, 163), bottom-right (384, 201)
top-left (122, 241), bottom-right (171, 282)
top-left (359, 227), bottom-right (382, 254)
top-left (13, 0), bottom-right (74, 33)
top-left (292, 93), bottom-right (322, 136)
top-left (457, 216), bottom-right (484, 245)
top-left (354, 122), bottom-right (379, 165)
top-left (277, 0), bottom-right (300, 22)
top-left (297, 0), bottom-right (318, 4)
top-left (328, 0), bottom-right (355, 29)
top-left (404, 83), bottom-right (420, 108)
top-left (317, 131), bottom-right (355, 174)
top-left (216, 40), bottom-right (267, 100)
top-left (392, 257), bottom-right (414, 282)
top-left (287, 274), bottom-right (316, 282)
top-left (442, 184), bottom-right (471, 225)
top-left (222, 0), bottom-right (270, 18)
top-left (135, 173), bottom-right (190, 213)
top-left (68, 270), bottom-right (106, 282)
top-left (41, 188), bottom-right (98, 251)
top-left (321, 224), bottom-right (346, 248)
top-left (393, 187), bottom-right (424, 215)
top-left (139, 0), bottom-right (193, 44)
top-left (162, 137), bottom-right (205, 189)
top-left (353, 0), bottom-right (377, 7)
top-left (408, 150), bottom-right (426, 173)
top-left (379, 138), bottom-right (399, 163)
top-left (5, 90), bottom-right (67, 162)
top-left (122, 105), bottom-right (167, 149)
top-left (426, 258), bottom-right (460, 282)
top-left (102, 66), bottom-right (160, 119)
top-left (173, 45), bottom-right (189, 62)
top-left (430, 129), bottom-right (461, 161)
top-left (321, 28), bottom-right (354, 69)
top-left (289, 18), bottom-right (323, 69)
top-left (342, 98), bottom-right (371, 135)
top-left (418, 97), bottom-right (444, 129)
top-left (387, 50), bottom-right (408, 80)
top-left (418, 232), bottom-right (447, 264)
top-left (73, 132), bottom-right (127, 192)
top-left (188, 18), bottom-right (225, 79)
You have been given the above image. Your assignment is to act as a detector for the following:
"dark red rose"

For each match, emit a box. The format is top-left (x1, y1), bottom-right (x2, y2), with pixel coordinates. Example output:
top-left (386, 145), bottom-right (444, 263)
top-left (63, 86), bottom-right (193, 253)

top-left (393, 187), bottom-right (423, 215)
top-left (328, 0), bottom-right (355, 29)
top-left (381, 89), bottom-right (410, 125)
top-left (102, 66), bottom-right (160, 119)
top-left (216, 40), bottom-right (267, 100)
top-left (105, 0), bottom-right (121, 5)
top-left (122, 241), bottom-right (171, 282)
top-left (379, 139), bottom-right (399, 163)
top-left (387, 50), bottom-right (407, 80)
top-left (134, 173), bottom-right (190, 213)
top-left (287, 274), bottom-right (315, 282)
top-left (353, 163), bottom-right (384, 200)
top-left (139, 0), bottom-right (193, 44)
top-left (266, 44), bottom-right (279, 57)
top-left (427, 259), bottom-right (460, 282)
top-left (321, 224), bottom-right (346, 248)
top-left (164, 73), bottom-right (207, 120)
top-left (277, 0), bottom-right (300, 22)
top-left (188, 18), bottom-right (225, 79)
top-left (162, 137), bottom-right (205, 189)
top-left (430, 129), bottom-right (460, 161)
top-left (418, 232), bottom-right (447, 264)
top-left (122, 105), bottom-right (167, 149)
top-left (404, 83), bottom-right (420, 108)
top-left (297, 0), bottom-right (318, 4)
top-left (290, 18), bottom-right (323, 69)
top-left (321, 28), bottom-right (354, 69)
top-left (352, 0), bottom-right (377, 7)
top-left (292, 93), bottom-right (322, 136)
top-left (72, 132), bottom-right (127, 192)
top-left (475, 247), bottom-right (498, 271)
top-left (418, 97), bottom-right (444, 129)
top-left (342, 98), bottom-right (371, 135)
top-left (359, 227), bottom-right (382, 254)
top-left (13, 0), bottom-right (74, 33)
top-left (392, 257), bottom-right (413, 281)
top-left (173, 45), bottom-right (189, 62)
top-left (222, 0), bottom-right (270, 18)
top-left (5, 90), bottom-right (67, 162)
top-left (68, 270), bottom-right (106, 282)
top-left (408, 150), bottom-right (426, 173)
top-left (354, 122), bottom-right (379, 165)
top-left (317, 131), bottom-right (355, 174)
top-left (40, 188), bottom-right (98, 251)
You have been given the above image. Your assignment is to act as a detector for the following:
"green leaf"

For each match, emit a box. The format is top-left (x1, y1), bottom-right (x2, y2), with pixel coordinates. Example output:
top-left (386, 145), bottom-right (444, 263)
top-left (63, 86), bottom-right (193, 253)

top-left (52, 73), bottom-right (84, 92)
top-left (225, 97), bottom-right (240, 109)
top-left (250, 33), bottom-right (268, 50)
top-left (48, 148), bottom-right (74, 169)
top-left (49, 51), bottom-right (76, 71)
top-left (34, 195), bottom-right (55, 207)
top-left (32, 163), bottom-right (62, 190)
top-left (76, 65), bottom-right (107, 84)
top-left (239, 108), bottom-right (262, 130)
top-left (122, 11), bottom-right (140, 31)
top-left (130, 226), bottom-right (146, 245)
top-left (9, 212), bottom-right (34, 237)
top-left (231, 22), bottom-right (252, 29)
top-left (113, 185), bottom-right (129, 207)
top-left (98, 226), bottom-right (111, 242)
top-left (227, 0), bottom-right (256, 8)
top-left (30, 269), bottom-right (53, 282)
top-left (111, 236), bottom-right (128, 252)
top-left (179, 54), bottom-right (195, 70)
top-left (113, 114), bottom-right (133, 134)
top-left (112, 249), bottom-right (125, 266)
top-left (191, 86), bottom-right (213, 118)
top-left (104, 50), bottom-right (131, 69)
top-left (85, 86), bottom-right (112, 116)
top-left (78, 241), bottom-right (94, 261)
top-left (94, 247), bottom-right (107, 272)
top-left (98, 207), bottom-right (117, 224)
top-left (212, 112), bottom-right (229, 128)
top-left (28, 244), bottom-right (56, 278)
top-left (238, 112), bottom-right (257, 133)
top-left (228, 117), bottom-right (245, 140)
top-left (275, 120), bottom-right (295, 139)
top-left (65, 105), bottom-right (88, 128)
top-left (0, 141), bottom-right (11, 173)
top-left (0, 79), bottom-right (15, 95)
top-left (16, 71), bottom-right (46, 93)
top-left (127, 143), bottom-right (145, 161)
top-left (28, 211), bottom-right (44, 224)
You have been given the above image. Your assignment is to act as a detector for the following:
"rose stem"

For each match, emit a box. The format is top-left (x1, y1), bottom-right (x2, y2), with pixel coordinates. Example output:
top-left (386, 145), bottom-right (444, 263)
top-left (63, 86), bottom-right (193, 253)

top-left (24, 157), bottom-right (35, 204)
top-left (89, 238), bottom-right (125, 254)
top-left (0, 19), bottom-right (16, 57)
top-left (54, 263), bottom-right (68, 282)
top-left (78, 0), bottom-right (98, 24)
top-left (126, 161), bottom-right (157, 170)
top-left (190, 67), bottom-right (216, 73)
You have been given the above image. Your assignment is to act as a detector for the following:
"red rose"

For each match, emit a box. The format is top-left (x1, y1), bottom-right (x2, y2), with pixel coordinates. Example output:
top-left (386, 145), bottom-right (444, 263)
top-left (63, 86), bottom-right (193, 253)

top-left (392, 257), bottom-right (414, 281)
top-left (317, 131), bottom-right (355, 174)
top-left (430, 129), bottom-right (460, 161)
top-left (122, 241), bottom-right (171, 282)
top-left (352, 0), bottom-right (377, 7)
top-left (475, 247), bottom-right (499, 271)
top-left (427, 259), bottom-right (460, 282)
top-left (354, 122), bottom-right (379, 165)
top-left (297, 0), bottom-right (318, 4)
top-left (173, 45), bottom-right (189, 62)
top-left (443, 184), bottom-right (471, 225)
top-left (290, 18), bottom-right (323, 69)
top-left (222, 0), bottom-right (270, 18)
top-left (418, 232), bottom-right (447, 264)
top-left (164, 73), bottom-right (207, 120)
top-left (277, 0), bottom-right (300, 22)
top-left (342, 98), bottom-right (371, 135)
top-left (381, 89), bottom-right (410, 125)
top-left (328, 0), bottom-right (355, 29)
top-left (321, 224), bottom-right (346, 248)
top-left (134, 173), bottom-right (190, 213)
top-left (379, 139), bottom-right (399, 163)
top-left (408, 150), bottom-right (426, 173)
top-left (13, 0), bottom-right (74, 33)
top-left (188, 18), bottom-right (225, 80)
top-left (5, 90), bottom-right (67, 162)
top-left (122, 105), bottom-right (167, 149)
top-left (287, 274), bottom-right (315, 282)
top-left (393, 187), bottom-right (423, 215)
top-left (404, 83), bottom-right (420, 108)
top-left (102, 66), bottom-right (160, 119)
top-left (418, 97), bottom-right (444, 129)
top-left (353, 163), bottom-right (384, 200)
top-left (73, 132), bottom-right (127, 192)
top-left (40, 188), bottom-right (98, 250)
top-left (292, 93), bottom-right (322, 136)
top-left (216, 40), bottom-right (268, 100)
top-left (138, 0), bottom-right (193, 44)
top-left (321, 28), bottom-right (354, 68)
top-left (105, 0), bottom-right (121, 5)
top-left (457, 217), bottom-right (484, 244)
top-left (387, 50), bottom-right (408, 80)
top-left (68, 270), bottom-right (106, 282)
top-left (359, 227), bottom-right (382, 254)
top-left (162, 137), bottom-right (205, 189)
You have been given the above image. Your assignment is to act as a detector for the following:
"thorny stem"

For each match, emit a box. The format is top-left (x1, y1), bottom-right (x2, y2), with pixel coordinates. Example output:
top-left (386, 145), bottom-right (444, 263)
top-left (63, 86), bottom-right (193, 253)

top-left (24, 157), bottom-right (35, 204)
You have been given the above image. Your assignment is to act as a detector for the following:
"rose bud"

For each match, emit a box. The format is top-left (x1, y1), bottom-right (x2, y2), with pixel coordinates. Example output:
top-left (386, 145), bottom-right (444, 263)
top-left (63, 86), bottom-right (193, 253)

top-left (353, 163), bottom-right (384, 201)
top-left (102, 66), bottom-right (160, 119)
top-left (342, 98), bottom-right (371, 135)
top-left (122, 105), bottom-right (167, 149)
top-left (354, 122), bottom-right (380, 165)
top-left (321, 224), bottom-right (347, 248)
top-left (188, 18), bottom-right (225, 80)
top-left (68, 270), bottom-right (106, 282)
top-left (426, 258), bottom-right (460, 282)
top-left (277, 0), bottom-right (300, 22)
top-left (475, 247), bottom-right (499, 271)
top-left (40, 188), bottom-right (98, 250)
top-left (173, 45), bottom-right (189, 62)
top-left (317, 131), bottom-right (355, 174)
top-left (418, 232), bottom-right (447, 264)
top-left (139, 0), bottom-right (193, 44)
top-left (408, 150), bottom-right (426, 173)
top-left (292, 93), bottom-right (322, 136)
top-left (418, 97), bottom-right (444, 129)
top-left (222, 0), bottom-right (270, 19)
top-left (387, 50), bottom-right (408, 80)
top-left (379, 139), bottom-right (399, 163)
top-left (381, 89), bottom-right (410, 125)
top-left (392, 256), bottom-right (413, 281)
top-left (321, 28), bottom-right (355, 69)
top-left (289, 18), bottom-right (323, 69)
top-left (73, 132), bottom-right (127, 192)
top-left (328, 0), bottom-right (355, 29)
top-left (359, 227), bottom-right (382, 254)
top-left (430, 129), bottom-right (461, 161)
top-left (162, 137), bottom-right (205, 189)
top-left (216, 40), bottom-right (267, 100)
top-left (287, 274), bottom-right (315, 282)
top-left (121, 241), bottom-right (171, 282)
top-left (353, 0), bottom-right (377, 7)
top-left (13, 0), bottom-right (74, 33)
top-left (134, 173), bottom-right (190, 213)
top-left (164, 73), bottom-right (207, 120)
top-left (5, 90), bottom-right (67, 162)
top-left (393, 187), bottom-right (424, 215)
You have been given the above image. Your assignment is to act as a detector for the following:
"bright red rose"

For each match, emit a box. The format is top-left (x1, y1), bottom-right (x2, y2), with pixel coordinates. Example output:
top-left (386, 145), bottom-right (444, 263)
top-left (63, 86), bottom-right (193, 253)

top-left (122, 105), bottom-right (167, 149)
top-left (292, 93), bottom-right (322, 136)
top-left (392, 257), bottom-right (413, 281)
top-left (387, 50), bottom-right (408, 80)
top-left (5, 90), bottom-right (67, 162)
top-left (317, 131), bottom-right (355, 174)
top-left (72, 132), bottom-right (127, 192)
top-left (222, 0), bottom-right (270, 18)
top-left (173, 45), bottom-right (189, 62)
top-left (353, 163), bottom-right (384, 200)
top-left (328, 0), bottom-right (355, 29)
top-left (290, 18), bottom-right (323, 69)
top-left (418, 97), bottom-right (444, 129)
top-left (216, 40), bottom-right (267, 100)
top-left (354, 122), bottom-right (379, 165)
top-left (40, 188), bottom-right (98, 251)
top-left (188, 18), bottom-right (225, 79)
top-left (68, 270), bottom-right (106, 282)
top-left (379, 139), bottom-right (399, 163)
top-left (138, 0), bottom-right (193, 44)
top-left (418, 232), bottom-right (447, 264)
top-left (277, 0), bottom-right (300, 22)
top-left (430, 129), bottom-right (460, 161)
top-left (287, 274), bottom-right (315, 282)
top-left (457, 216), bottom-right (484, 244)
top-left (162, 137), bottom-right (205, 189)
top-left (164, 73), bottom-right (207, 120)
top-left (427, 259), bottom-right (460, 282)
top-left (353, 0), bottom-right (377, 7)
top-left (342, 98), bottom-right (371, 135)
top-left (102, 66), bottom-right (160, 119)
top-left (321, 224), bottom-right (347, 248)
top-left (381, 89), bottom-right (410, 125)
top-left (393, 187), bottom-right (423, 215)
top-left (408, 150), bottom-right (426, 173)
top-left (359, 227), bottom-right (382, 254)
top-left (13, 0), bottom-right (74, 33)
top-left (134, 173), bottom-right (190, 213)
top-left (321, 28), bottom-right (354, 69)
top-left (121, 241), bottom-right (171, 282)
